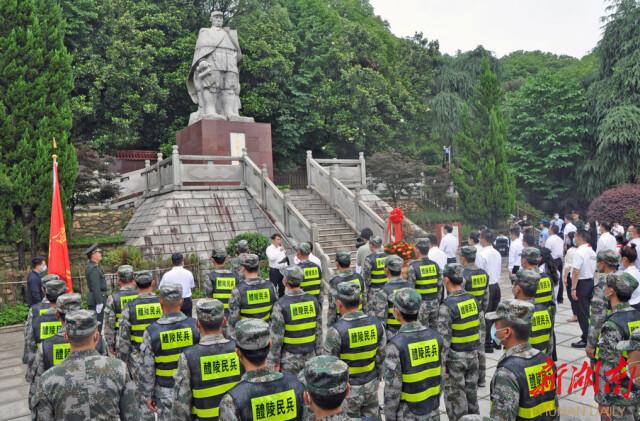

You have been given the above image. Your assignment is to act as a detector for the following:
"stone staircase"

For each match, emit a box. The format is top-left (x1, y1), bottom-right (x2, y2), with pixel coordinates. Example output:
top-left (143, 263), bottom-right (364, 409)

top-left (287, 189), bottom-right (358, 266)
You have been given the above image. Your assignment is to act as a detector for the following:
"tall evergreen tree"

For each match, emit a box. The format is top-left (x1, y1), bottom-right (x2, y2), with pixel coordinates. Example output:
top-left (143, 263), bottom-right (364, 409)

top-left (453, 58), bottom-right (515, 227)
top-left (0, 0), bottom-right (77, 266)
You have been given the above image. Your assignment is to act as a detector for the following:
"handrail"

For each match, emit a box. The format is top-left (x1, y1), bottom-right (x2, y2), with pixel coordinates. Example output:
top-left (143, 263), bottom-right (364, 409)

top-left (286, 201), bottom-right (311, 230)
top-left (141, 156), bottom-right (172, 176)
top-left (315, 158), bottom-right (360, 165)
top-left (179, 154), bottom-right (244, 162)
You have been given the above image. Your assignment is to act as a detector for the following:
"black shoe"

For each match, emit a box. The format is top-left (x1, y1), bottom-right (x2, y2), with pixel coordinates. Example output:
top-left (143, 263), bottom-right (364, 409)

top-left (571, 340), bottom-right (587, 348)
top-left (485, 345), bottom-right (494, 353)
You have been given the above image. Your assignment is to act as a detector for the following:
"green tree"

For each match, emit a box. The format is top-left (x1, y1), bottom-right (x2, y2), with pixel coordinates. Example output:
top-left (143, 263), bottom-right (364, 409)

top-left (0, 0), bottom-right (77, 266)
top-left (453, 59), bottom-right (515, 226)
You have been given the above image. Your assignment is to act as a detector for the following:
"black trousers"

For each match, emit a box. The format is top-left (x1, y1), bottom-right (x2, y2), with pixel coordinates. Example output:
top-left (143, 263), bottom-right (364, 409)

top-left (447, 257), bottom-right (457, 264)
top-left (181, 297), bottom-right (193, 318)
top-left (269, 267), bottom-right (285, 297)
top-left (485, 283), bottom-right (501, 346)
top-left (566, 273), bottom-right (578, 316)
top-left (511, 265), bottom-right (520, 275)
top-left (575, 278), bottom-right (594, 342)
top-left (554, 258), bottom-right (564, 303)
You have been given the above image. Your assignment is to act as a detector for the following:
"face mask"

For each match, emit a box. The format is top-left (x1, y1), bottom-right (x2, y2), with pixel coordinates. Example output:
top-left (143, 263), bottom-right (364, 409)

top-left (491, 324), bottom-right (505, 346)
top-left (40, 264), bottom-right (47, 273)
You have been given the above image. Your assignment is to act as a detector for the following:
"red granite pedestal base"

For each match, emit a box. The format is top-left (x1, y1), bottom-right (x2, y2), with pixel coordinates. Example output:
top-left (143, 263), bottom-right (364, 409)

top-left (176, 119), bottom-right (273, 178)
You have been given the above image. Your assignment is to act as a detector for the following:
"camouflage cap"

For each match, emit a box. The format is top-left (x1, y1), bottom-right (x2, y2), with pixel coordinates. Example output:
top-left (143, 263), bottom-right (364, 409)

top-left (335, 251), bottom-right (351, 266)
top-left (296, 242), bottom-right (312, 256)
top-left (56, 293), bottom-right (82, 314)
top-left (236, 239), bottom-right (249, 253)
top-left (606, 272), bottom-right (639, 299)
top-left (135, 270), bottom-right (153, 286)
top-left (117, 265), bottom-right (134, 281)
top-left (617, 325), bottom-right (640, 353)
top-left (460, 416), bottom-right (495, 421)
top-left (281, 265), bottom-right (304, 286)
top-left (369, 235), bottom-right (383, 247)
top-left (42, 274), bottom-right (61, 284)
top-left (211, 248), bottom-right (227, 260)
top-left (301, 355), bottom-right (349, 395)
top-left (196, 299), bottom-right (225, 324)
top-left (336, 281), bottom-right (361, 301)
top-left (512, 269), bottom-right (541, 293)
top-left (391, 287), bottom-right (421, 315)
top-left (597, 249), bottom-right (620, 267)
top-left (443, 264), bottom-right (464, 283)
top-left (65, 309), bottom-right (98, 338)
top-left (44, 279), bottom-right (67, 297)
top-left (485, 298), bottom-right (534, 324)
top-left (385, 255), bottom-right (404, 272)
top-left (460, 245), bottom-right (477, 260)
top-left (521, 247), bottom-right (541, 264)
top-left (240, 253), bottom-right (260, 270)
top-left (415, 238), bottom-right (430, 250)
top-left (159, 282), bottom-right (183, 300)
top-left (235, 318), bottom-right (270, 350)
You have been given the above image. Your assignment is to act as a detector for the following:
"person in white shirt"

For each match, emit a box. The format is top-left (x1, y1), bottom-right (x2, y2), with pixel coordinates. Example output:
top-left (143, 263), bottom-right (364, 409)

top-left (266, 233), bottom-right (287, 297)
top-left (159, 252), bottom-right (195, 317)
top-left (426, 234), bottom-right (447, 270)
top-left (622, 244), bottom-right (640, 311)
top-left (545, 225), bottom-right (565, 302)
top-left (508, 225), bottom-right (523, 274)
top-left (563, 216), bottom-right (577, 246)
top-left (439, 224), bottom-right (459, 264)
top-left (468, 231), bottom-right (484, 268)
top-left (612, 222), bottom-right (625, 237)
top-left (596, 222), bottom-right (618, 254)
top-left (478, 229), bottom-right (502, 353)
top-left (562, 232), bottom-right (579, 322)
top-left (570, 230), bottom-right (597, 348)
top-left (628, 224), bottom-right (640, 270)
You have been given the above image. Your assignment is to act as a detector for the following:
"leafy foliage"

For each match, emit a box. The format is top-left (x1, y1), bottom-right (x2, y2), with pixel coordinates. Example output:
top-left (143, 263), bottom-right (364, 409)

top-left (368, 151), bottom-right (423, 205)
top-left (587, 184), bottom-right (640, 226)
top-left (0, 303), bottom-right (29, 327)
top-left (226, 232), bottom-right (269, 260)
top-left (71, 144), bottom-right (119, 214)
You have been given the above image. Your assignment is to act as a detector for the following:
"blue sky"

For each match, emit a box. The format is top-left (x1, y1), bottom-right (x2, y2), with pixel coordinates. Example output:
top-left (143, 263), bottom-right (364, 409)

top-left (369, 0), bottom-right (608, 58)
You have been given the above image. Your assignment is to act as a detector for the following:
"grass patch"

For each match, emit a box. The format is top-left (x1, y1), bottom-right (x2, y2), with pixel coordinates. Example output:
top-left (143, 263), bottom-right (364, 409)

top-left (0, 303), bottom-right (29, 327)
top-left (69, 233), bottom-right (124, 247)
top-left (407, 209), bottom-right (463, 226)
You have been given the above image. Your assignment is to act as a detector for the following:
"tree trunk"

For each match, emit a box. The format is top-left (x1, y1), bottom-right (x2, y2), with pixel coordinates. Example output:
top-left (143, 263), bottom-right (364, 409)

top-left (30, 225), bottom-right (38, 261)
top-left (17, 240), bottom-right (25, 271)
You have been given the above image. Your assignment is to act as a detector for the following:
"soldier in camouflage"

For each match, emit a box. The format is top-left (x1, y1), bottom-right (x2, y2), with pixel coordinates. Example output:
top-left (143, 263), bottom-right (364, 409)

top-left (384, 287), bottom-right (444, 421)
top-left (268, 265), bottom-right (322, 374)
top-left (206, 248), bottom-right (240, 338)
top-left (230, 239), bottom-right (250, 278)
top-left (219, 319), bottom-right (306, 420)
top-left (228, 254), bottom-right (278, 329)
top-left (102, 265), bottom-right (138, 355)
top-left (510, 270), bottom-right (554, 355)
top-left (23, 274), bottom-right (61, 364)
top-left (170, 299), bottom-right (242, 420)
top-left (437, 264), bottom-right (480, 421)
top-left (324, 282), bottom-right (386, 419)
top-left (586, 249), bottom-right (620, 360)
top-left (300, 355), bottom-right (352, 420)
top-left (139, 283), bottom-right (200, 419)
top-left (296, 242), bottom-right (324, 303)
top-left (24, 279), bottom-right (67, 369)
top-left (408, 238), bottom-right (442, 329)
top-left (371, 255), bottom-right (410, 340)
top-left (594, 273), bottom-right (640, 419)
top-left (460, 245), bottom-right (490, 386)
top-left (487, 299), bottom-right (559, 421)
top-left (33, 310), bottom-right (140, 420)
top-left (362, 236), bottom-right (389, 310)
top-left (616, 328), bottom-right (640, 398)
top-left (327, 251), bottom-right (366, 327)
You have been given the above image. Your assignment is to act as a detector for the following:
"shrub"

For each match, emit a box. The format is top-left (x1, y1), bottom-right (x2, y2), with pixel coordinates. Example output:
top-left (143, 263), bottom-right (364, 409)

top-left (226, 232), bottom-right (270, 260)
top-left (588, 184), bottom-right (640, 226)
top-left (0, 303), bottom-right (29, 327)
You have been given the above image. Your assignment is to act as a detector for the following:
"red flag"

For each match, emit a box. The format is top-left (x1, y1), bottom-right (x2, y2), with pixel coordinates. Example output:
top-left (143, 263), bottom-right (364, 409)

top-left (48, 160), bottom-right (73, 291)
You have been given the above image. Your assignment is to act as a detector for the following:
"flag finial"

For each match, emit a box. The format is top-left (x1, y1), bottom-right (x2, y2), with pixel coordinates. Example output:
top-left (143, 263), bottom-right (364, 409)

top-left (52, 137), bottom-right (57, 162)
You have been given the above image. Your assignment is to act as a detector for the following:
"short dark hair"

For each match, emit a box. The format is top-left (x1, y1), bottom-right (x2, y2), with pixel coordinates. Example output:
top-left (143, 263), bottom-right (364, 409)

top-left (270, 233), bottom-right (281, 240)
top-left (337, 296), bottom-right (360, 309)
top-left (400, 310), bottom-right (418, 322)
top-left (68, 332), bottom-right (95, 346)
top-left (541, 220), bottom-right (550, 228)
top-left (238, 345), bottom-right (270, 365)
top-left (468, 232), bottom-right (480, 244)
top-left (576, 229), bottom-right (589, 242)
top-left (31, 256), bottom-right (45, 269)
top-left (389, 268), bottom-right (401, 277)
top-left (212, 256), bottom-right (226, 265)
top-left (337, 259), bottom-right (350, 269)
top-left (427, 234), bottom-right (438, 244)
top-left (503, 321), bottom-right (530, 340)
top-left (308, 390), bottom-right (348, 410)
top-left (617, 288), bottom-right (633, 302)
top-left (444, 225), bottom-right (453, 233)
top-left (510, 225), bottom-right (521, 236)
top-left (514, 280), bottom-right (537, 297)
top-left (199, 318), bottom-right (224, 331)
top-left (622, 244), bottom-right (638, 263)
top-left (480, 229), bottom-right (494, 243)
top-left (550, 225), bottom-right (559, 234)
top-left (445, 274), bottom-right (464, 285)
top-left (565, 215), bottom-right (573, 222)
top-left (523, 234), bottom-right (535, 248)
top-left (600, 222), bottom-right (612, 232)
top-left (172, 253), bottom-right (184, 266)
top-left (360, 228), bottom-right (373, 241)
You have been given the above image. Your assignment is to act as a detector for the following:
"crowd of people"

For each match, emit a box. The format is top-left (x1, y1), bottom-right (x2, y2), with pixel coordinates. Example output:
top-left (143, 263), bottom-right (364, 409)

top-left (18, 216), bottom-right (640, 421)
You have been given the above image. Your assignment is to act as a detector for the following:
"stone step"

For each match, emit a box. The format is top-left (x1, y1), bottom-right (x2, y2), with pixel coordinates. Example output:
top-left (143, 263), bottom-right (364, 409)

top-left (318, 238), bottom-right (357, 248)
top-left (291, 202), bottom-right (330, 210)
top-left (311, 221), bottom-right (351, 229)
top-left (296, 208), bottom-right (336, 216)
top-left (319, 244), bottom-right (357, 253)
top-left (318, 232), bottom-right (355, 241)
top-left (318, 228), bottom-right (355, 235)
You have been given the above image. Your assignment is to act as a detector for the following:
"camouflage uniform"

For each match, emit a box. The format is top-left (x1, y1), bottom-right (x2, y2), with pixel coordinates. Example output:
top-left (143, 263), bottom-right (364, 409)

top-left (102, 265), bottom-right (137, 354)
top-left (230, 240), bottom-right (250, 278)
top-left (296, 242), bottom-right (324, 305)
top-left (23, 274), bottom-right (59, 364)
top-left (170, 299), bottom-right (242, 420)
top-left (32, 310), bottom-right (140, 420)
top-left (139, 283), bottom-right (200, 419)
top-left (324, 282), bottom-right (386, 419)
top-left (595, 273), bottom-right (640, 416)
top-left (438, 265), bottom-right (480, 421)
top-left (616, 328), bottom-right (640, 419)
top-left (299, 355), bottom-right (352, 421)
top-left (219, 319), bottom-right (305, 420)
top-left (268, 266), bottom-right (322, 373)
top-left (384, 288), bottom-right (443, 421)
top-left (409, 239), bottom-right (443, 330)
top-left (328, 251), bottom-right (367, 327)
top-left (487, 300), bottom-right (559, 421)
top-left (587, 250), bottom-right (620, 355)
top-left (370, 255), bottom-right (409, 340)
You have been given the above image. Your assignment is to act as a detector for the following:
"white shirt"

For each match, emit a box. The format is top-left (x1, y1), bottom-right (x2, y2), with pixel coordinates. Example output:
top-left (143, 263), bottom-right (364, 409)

top-left (563, 222), bottom-right (577, 245)
top-left (159, 266), bottom-right (195, 298)
top-left (439, 233), bottom-right (459, 259)
top-left (596, 231), bottom-right (618, 254)
top-left (626, 265), bottom-right (640, 305)
top-left (428, 247), bottom-right (448, 271)
top-left (508, 237), bottom-right (523, 271)
top-left (572, 244), bottom-right (597, 279)
top-left (266, 244), bottom-right (287, 269)
top-left (479, 245), bottom-right (502, 285)
top-left (630, 238), bottom-right (640, 270)
top-left (562, 247), bottom-right (578, 281)
top-left (294, 253), bottom-right (322, 268)
top-left (474, 244), bottom-right (484, 267)
top-left (612, 224), bottom-right (625, 237)
top-left (545, 234), bottom-right (564, 260)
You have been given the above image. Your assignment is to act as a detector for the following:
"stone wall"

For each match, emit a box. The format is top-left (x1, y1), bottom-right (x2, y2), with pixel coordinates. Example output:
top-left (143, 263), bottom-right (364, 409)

top-left (72, 209), bottom-right (134, 238)
top-left (123, 189), bottom-right (277, 260)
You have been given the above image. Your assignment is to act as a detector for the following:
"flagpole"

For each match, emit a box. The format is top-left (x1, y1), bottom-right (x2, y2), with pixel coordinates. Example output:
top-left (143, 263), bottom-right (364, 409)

top-left (52, 137), bottom-right (57, 164)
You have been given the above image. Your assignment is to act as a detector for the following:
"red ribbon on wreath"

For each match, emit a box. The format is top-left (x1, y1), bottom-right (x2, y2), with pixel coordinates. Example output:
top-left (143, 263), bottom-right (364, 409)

top-left (385, 207), bottom-right (405, 244)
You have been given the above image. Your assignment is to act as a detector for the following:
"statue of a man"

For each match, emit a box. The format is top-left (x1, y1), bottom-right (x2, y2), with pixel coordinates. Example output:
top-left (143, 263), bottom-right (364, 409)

top-left (187, 11), bottom-right (253, 125)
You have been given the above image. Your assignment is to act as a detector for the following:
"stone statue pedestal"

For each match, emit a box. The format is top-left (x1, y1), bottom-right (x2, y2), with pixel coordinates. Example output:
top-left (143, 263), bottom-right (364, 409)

top-left (176, 119), bottom-right (273, 178)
